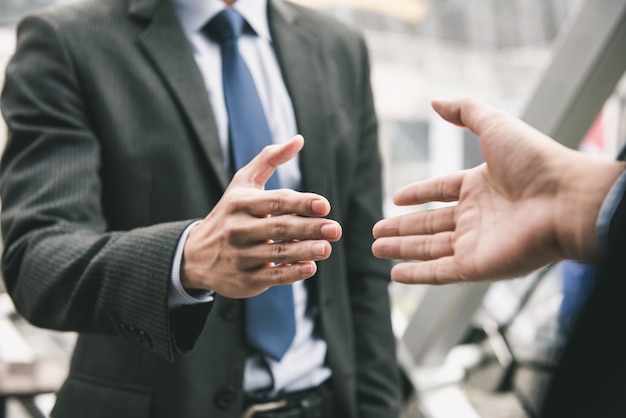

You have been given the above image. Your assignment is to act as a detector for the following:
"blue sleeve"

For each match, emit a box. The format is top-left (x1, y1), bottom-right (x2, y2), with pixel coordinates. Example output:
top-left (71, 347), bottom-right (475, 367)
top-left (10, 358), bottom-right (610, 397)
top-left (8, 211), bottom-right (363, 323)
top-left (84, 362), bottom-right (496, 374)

top-left (596, 170), bottom-right (626, 254)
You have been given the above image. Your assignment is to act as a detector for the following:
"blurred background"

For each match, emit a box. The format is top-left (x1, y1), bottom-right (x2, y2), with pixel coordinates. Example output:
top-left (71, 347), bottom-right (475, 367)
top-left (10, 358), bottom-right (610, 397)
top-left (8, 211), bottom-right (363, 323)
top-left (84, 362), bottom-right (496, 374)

top-left (1, 0), bottom-right (625, 417)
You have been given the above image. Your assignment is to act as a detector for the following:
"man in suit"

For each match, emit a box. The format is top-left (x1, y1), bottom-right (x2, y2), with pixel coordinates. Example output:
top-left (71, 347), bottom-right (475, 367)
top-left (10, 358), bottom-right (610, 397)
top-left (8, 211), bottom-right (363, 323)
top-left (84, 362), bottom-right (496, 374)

top-left (372, 97), bottom-right (626, 417)
top-left (0, 0), bottom-right (401, 417)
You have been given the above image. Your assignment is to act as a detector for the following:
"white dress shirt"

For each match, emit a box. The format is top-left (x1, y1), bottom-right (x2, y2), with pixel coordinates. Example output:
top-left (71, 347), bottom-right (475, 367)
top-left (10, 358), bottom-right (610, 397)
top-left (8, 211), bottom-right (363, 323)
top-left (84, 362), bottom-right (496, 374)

top-left (169, 0), bottom-right (331, 396)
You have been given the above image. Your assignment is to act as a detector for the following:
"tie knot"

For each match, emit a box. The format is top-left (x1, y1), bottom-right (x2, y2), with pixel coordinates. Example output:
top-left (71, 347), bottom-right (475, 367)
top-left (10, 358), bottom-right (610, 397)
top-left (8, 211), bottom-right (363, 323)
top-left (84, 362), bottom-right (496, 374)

top-left (205, 8), bottom-right (247, 44)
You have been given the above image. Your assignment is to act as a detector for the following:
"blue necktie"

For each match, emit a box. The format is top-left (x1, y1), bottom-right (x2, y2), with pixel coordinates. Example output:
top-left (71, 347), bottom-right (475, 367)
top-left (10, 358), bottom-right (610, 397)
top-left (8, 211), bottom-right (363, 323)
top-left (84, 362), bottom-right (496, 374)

top-left (206, 8), bottom-right (296, 361)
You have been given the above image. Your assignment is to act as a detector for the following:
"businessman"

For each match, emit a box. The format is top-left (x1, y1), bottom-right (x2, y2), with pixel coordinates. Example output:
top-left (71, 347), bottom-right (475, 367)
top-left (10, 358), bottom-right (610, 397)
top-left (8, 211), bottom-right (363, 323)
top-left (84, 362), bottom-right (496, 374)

top-left (0, 0), bottom-right (401, 417)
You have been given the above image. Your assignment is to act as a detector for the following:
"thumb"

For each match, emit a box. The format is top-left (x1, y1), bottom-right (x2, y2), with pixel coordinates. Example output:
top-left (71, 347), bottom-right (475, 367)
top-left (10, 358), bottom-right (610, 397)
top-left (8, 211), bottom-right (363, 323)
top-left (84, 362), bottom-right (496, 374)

top-left (231, 134), bottom-right (304, 189)
top-left (431, 97), bottom-right (495, 136)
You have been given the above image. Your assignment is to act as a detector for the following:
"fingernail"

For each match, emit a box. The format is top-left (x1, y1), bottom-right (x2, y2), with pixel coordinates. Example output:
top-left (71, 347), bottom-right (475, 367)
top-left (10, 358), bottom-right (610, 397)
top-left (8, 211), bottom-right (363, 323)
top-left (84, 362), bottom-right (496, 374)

top-left (321, 223), bottom-right (339, 239)
top-left (300, 262), bottom-right (315, 275)
top-left (312, 242), bottom-right (327, 257)
top-left (311, 199), bottom-right (328, 214)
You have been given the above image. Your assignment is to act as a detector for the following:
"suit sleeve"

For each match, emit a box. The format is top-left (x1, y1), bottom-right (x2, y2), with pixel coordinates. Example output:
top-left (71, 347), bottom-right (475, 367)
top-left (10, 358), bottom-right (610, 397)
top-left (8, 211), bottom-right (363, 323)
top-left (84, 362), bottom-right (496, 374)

top-left (0, 15), bottom-right (207, 362)
top-left (539, 170), bottom-right (626, 416)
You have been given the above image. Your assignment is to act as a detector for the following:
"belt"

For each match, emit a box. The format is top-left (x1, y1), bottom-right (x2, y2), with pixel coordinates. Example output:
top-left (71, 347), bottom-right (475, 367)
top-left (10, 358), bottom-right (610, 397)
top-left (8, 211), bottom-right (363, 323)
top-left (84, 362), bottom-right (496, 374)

top-left (242, 381), bottom-right (335, 418)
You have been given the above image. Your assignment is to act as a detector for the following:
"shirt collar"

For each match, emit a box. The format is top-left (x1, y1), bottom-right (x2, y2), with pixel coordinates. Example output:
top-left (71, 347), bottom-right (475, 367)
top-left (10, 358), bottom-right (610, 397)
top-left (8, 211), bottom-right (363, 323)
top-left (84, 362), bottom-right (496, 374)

top-left (173, 0), bottom-right (271, 41)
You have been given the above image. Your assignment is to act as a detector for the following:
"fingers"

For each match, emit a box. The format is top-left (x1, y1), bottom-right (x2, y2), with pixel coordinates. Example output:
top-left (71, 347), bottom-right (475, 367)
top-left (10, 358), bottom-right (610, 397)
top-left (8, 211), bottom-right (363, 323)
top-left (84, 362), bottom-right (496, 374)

top-left (372, 206), bottom-right (456, 262)
top-left (392, 171), bottom-right (466, 206)
top-left (215, 208), bottom-right (341, 273)
top-left (228, 215), bottom-right (342, 246)
top-left (233, 188), bottom-right (332, 218)
top-left (212, 238), bottom-right (334, 297)
top-left (373, 206), bottom-right (456, 239)
top-left (215, 261), bottom-right (320, 298)
top-left (254, 261), bottom-right (319, 286)
top-left (372, 232), bottom-right (454, 262)
top-left (389, 258), bottom-right (462, 285)
top-left (233, 134), bottom-right (304, 189)
top-left (235, 239), bottom-right (334, 270)
top-left (372, 206), bottom-right (459, 281)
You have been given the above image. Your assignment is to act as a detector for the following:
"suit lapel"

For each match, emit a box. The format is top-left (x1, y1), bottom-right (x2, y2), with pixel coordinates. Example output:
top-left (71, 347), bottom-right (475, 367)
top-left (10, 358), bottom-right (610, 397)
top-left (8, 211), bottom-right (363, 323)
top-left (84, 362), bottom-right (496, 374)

top-left (269, 1), bottom-right (335, 305)
top-left (131, 0), bottom-right (229, 189)
top-left (268, 1), bottom-right (330, 197)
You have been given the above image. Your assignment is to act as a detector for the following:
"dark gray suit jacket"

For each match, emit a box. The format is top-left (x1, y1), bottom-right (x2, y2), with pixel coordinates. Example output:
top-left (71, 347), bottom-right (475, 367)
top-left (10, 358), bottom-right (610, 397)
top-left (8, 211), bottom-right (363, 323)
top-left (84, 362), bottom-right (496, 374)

top-left (0, 0), bottom-right (401, 416)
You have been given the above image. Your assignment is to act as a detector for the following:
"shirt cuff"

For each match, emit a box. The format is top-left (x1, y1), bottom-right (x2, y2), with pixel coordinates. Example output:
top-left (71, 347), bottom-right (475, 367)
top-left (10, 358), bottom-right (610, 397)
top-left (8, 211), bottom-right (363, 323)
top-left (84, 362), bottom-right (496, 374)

top-left (596, 170), bottom-right (626, 254)
top-left (169, 220), bottom-right (215, 309)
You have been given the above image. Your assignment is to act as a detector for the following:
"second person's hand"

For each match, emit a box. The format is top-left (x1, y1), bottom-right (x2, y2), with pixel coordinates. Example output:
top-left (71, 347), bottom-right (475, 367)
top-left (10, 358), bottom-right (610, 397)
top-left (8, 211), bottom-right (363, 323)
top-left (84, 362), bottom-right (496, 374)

top-left (372, 98), bottom-right (625, 285)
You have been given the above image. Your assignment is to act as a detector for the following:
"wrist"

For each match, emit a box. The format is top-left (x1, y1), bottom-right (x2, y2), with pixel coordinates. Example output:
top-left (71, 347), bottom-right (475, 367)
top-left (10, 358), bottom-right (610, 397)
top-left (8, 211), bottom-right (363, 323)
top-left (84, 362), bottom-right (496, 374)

top-left (556, 153), bottom-right (625, 263)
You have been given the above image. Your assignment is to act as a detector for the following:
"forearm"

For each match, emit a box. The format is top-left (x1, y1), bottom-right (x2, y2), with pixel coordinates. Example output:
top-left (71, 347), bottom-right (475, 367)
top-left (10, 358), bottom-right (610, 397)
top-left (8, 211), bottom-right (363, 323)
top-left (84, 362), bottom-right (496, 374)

top-left (2, 215), bottom-right (192, 360)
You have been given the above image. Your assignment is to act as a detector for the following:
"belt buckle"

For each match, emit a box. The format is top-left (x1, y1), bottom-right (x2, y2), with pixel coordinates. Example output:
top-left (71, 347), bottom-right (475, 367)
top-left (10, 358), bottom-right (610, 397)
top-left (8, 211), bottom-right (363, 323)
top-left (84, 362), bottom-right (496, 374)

top-left (242, 399), bottom-right (288, 418)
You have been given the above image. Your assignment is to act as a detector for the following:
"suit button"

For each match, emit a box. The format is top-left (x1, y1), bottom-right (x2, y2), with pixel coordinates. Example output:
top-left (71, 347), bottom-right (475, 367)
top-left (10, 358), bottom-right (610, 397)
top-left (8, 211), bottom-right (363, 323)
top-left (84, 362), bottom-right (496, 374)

top-left (119, 322), bottom-right (152, 347)
top-left (137, 329), bottom-right (153, 348)
top-left (215, 387), bottom-right (239, 409)
top-left (119, 321), bottom-right (131, 336)
top-left (220, 301), bottom-right (240, 321)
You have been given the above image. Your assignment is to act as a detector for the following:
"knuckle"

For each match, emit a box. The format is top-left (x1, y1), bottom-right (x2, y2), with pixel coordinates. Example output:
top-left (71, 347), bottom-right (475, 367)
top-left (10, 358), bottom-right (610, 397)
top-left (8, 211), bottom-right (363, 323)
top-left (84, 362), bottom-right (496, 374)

top-left (272, 219), bottom-right (287, 237)
top-left (239, 271), bottom-right (256, 288)
top-left (423, 210), bottom-right (435, 234)
top-left (222, 223), bottom-right (240, 244)
top-left (220, 247), bottom-right (241, 271)
top-left (231, 169), bottom-right (244, 181)
top-left (271, 241), bottom-right (287, 259)
top-left (429, 264), bottom-right (444, 285)
top-left (269, 264), bottom-right (286, 283)
top-left (307, 221), bottom-right (321, 238)
top-left (260, 144), bottom-right (274, 159)
top-left (413, 236), bottom-right (433, 260)
top-left (223, 197), bottom-right (241, 214)
top-left (425, 236), bottom-right (437, 259)
top-left (228, 246), bottom-right (245, 263)
top-left (268, 193), bottom-right (283, 214)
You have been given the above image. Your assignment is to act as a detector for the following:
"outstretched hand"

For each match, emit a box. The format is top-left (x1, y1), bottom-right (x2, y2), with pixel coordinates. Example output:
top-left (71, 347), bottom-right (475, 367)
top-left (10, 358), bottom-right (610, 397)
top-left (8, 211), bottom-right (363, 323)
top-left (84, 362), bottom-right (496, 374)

top-left (372, 98), bottom-right (624, 285)
top-left (182, 135), bottom-right (342, 298)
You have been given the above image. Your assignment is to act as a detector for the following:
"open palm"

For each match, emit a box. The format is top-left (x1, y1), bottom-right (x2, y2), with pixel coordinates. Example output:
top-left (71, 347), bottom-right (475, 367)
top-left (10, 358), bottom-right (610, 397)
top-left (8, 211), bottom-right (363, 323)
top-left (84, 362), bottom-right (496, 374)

top-left (372, 98), bottom-right (610, 284)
